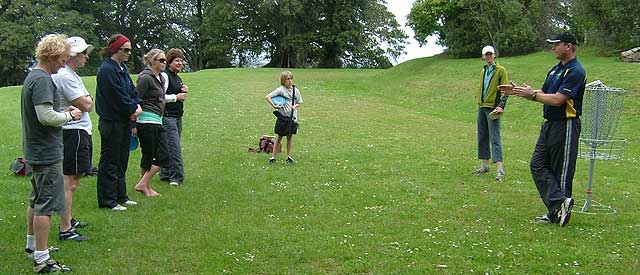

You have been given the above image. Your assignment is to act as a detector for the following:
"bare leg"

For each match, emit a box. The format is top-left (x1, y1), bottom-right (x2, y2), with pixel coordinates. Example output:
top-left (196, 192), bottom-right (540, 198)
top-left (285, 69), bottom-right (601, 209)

top-left (136, 165), bottom-right (161, 196)
top-left (60, 175), bottom-right (80, 232)
top-left (286, 135), bottom-right (293, 158)
top-left (271, 135), bottom-right (284, 159)
top-left (135, 168), bottom-right (149, 194)
top-left (27, 207), bottom-right (35, 235)
top-left (33, 215), bottom-right (51, 251)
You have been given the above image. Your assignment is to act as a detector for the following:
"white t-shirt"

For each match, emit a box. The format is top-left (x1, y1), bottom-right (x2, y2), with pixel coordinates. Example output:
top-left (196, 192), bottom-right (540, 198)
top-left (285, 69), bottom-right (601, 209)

top-left (52, 66), bottom-right (92, 134)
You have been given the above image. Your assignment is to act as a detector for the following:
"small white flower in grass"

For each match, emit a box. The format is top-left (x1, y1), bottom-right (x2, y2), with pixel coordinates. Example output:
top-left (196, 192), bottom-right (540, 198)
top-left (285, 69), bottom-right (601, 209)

top-left (243, 253), bottom-right (255, 262)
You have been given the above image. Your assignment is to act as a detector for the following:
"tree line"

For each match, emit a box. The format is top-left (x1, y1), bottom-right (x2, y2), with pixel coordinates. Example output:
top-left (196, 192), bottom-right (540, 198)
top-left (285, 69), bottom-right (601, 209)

top-left (0, 0), bottom-right (406, 87)
top-left (1, 0), bottom-right (638, 87)
top-left (408, 0), bottom-right (640, 58)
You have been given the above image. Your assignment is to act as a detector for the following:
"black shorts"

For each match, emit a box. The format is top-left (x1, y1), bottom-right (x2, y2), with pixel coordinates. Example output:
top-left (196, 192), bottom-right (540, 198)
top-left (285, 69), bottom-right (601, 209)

top-left (63, 129), bottom-right (93, 175)
top-left (137, 123), bottom-right (169, 170)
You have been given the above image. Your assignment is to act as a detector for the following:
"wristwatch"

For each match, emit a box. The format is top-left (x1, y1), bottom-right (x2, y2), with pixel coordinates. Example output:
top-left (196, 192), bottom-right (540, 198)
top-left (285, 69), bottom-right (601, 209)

top-left (531, 91), bottom-right (538, 101)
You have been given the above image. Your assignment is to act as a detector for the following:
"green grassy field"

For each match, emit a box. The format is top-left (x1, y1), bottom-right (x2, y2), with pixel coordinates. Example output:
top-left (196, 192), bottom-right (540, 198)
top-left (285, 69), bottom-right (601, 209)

top-left (1, 49), bottom-right (639, 274)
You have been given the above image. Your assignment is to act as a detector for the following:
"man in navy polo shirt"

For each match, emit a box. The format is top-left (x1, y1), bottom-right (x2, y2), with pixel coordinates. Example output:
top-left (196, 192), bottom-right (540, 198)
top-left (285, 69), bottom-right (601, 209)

top-left (510, 32), bottom-right (586, 227)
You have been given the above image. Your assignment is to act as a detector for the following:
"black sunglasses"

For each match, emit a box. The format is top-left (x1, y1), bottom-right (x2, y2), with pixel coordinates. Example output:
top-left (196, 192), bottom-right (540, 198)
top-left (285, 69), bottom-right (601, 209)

top-left (120, 48), bottom-right (132, 54)
top-left (155, 58), bottom-right (167, 63)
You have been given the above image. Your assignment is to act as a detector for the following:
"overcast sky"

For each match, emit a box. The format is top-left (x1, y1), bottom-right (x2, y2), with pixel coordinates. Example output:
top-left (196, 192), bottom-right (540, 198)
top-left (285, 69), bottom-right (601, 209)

top-left (385, 0), bottom-right (443, 64)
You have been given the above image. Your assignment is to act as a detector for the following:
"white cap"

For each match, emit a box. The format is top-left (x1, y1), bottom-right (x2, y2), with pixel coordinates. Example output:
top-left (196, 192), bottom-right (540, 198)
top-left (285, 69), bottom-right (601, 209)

top-left (67, 36), bottom-right (94, 56)
top-left (482, 45), bottom-right (496, 55)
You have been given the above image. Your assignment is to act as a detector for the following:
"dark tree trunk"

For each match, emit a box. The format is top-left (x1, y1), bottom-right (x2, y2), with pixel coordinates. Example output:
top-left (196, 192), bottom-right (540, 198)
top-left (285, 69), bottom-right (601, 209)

top-left (318, 43), bottom-right (342, 68)
top-left (264, 46), bottom-right (301, 68)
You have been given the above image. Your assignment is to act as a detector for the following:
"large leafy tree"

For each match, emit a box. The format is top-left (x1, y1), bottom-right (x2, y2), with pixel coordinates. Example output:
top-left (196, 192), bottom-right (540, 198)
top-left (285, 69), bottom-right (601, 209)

top-left (408, 0), bottom-right (564, 57)
top-left (0, 0), bottom-right (95, 86)
top-left (314, 0), bottom-right (406, 68)
top-left (74, 0), bottom-right (206, 72)
top-left (78, 0), bottom-right (179, 73)
top-left (201, 0), bottom-right (406, 68)
top-left (570, 0), bottom-right (640, 50)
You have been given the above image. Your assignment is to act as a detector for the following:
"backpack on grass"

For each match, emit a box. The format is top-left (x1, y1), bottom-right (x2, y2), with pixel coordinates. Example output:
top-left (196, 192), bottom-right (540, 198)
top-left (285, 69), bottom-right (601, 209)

top-left (248, 135), bottom-right (280, 153)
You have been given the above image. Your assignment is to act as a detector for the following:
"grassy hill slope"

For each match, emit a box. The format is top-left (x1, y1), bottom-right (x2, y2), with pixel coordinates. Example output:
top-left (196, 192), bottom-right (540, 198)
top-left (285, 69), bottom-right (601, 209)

top-left (0, 49), bottom-right (638, 274)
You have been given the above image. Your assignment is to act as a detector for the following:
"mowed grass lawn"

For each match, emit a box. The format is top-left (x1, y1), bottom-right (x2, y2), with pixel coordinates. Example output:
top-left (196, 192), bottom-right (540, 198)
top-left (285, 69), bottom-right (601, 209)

top-left (0, 49), bottom-right (639, 274)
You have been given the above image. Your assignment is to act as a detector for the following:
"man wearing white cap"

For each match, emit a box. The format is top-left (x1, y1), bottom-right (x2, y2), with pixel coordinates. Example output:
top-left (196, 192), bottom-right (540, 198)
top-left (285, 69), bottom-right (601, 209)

top-left (473, 45), bottom-right (509, 181)
top-left (52, 36), bottom-right (95, 241)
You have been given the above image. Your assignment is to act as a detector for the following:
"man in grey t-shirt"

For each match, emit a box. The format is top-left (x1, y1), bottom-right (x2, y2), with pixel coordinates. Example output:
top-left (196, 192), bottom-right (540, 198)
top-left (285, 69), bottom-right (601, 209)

top-left (52, 36), bottom-right (95, 242)
top-left (22, 34), bottom-right (81, 273)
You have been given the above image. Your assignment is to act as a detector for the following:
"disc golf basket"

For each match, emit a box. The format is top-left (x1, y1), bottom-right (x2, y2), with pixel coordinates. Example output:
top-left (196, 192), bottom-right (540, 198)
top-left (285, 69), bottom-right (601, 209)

top-left (577, 80), bottom-right (627, 214)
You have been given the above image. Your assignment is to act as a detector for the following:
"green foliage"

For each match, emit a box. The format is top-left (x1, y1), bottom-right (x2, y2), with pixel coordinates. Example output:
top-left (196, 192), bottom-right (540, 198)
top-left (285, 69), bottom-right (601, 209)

top-left (0, 0), bottom-right (95, 86)
top-left (201, 0), bottom-right (406, 68)
top-left (408, 0), bottom-right (568, 57)
top-left (570, 0), bottom-right (640, 50)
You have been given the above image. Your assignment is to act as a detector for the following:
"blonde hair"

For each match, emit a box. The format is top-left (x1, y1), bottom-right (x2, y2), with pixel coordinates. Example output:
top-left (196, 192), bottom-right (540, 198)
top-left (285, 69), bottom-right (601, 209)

top-left (143, 49), bottom-right (164, 67)
top-left (35, 34), bottom-right (70, 63)
top-left (279, 70), bottom-right (293, 85)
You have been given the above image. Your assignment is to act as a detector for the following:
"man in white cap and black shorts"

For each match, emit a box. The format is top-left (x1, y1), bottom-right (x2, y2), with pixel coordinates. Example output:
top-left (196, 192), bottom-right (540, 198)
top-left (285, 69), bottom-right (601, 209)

top-left (52, 36), bottom-right (95, 241)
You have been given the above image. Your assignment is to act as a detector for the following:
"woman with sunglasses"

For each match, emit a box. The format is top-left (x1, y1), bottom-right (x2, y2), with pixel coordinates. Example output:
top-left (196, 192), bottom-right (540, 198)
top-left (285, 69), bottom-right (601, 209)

top-left (133, 49), bottom-right (170, 197)
top-left (95, 34), bottom-right (142, 211)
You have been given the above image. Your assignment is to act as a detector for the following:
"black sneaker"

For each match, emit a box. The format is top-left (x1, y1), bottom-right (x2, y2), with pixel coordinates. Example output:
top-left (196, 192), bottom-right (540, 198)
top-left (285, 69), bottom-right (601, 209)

top-left (84, 166), bottom-right (98, 176)
top-left (559, 197), bottom-right (574, 227)
top-left (25, 248), bottom-right (34, 259)
top-left (71, 218), bottom-right (88, 229)
top-left (268, 157), bottom-right (276, 164)
top-left (534, 214), bottom-right (551, 223)
top-left (59, 228), bottom-right (89, 241)
top-left (286, 157), bottom-right (295, 164)
top-left (472, 166), bottom-right (489, 175)
top-left (33, 257), bottom-right (71, 273)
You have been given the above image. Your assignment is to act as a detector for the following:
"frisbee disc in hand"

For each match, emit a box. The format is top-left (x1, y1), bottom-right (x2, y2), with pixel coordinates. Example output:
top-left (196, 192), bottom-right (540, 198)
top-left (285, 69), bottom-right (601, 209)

top-left (497, 84), bottom-right (514, 92)
top-left (272, 96), bottom-right (286, 107)
top-left (130, 135), bottom-right (139, 151)
top-left (489, 110), bottom-right (502, 120)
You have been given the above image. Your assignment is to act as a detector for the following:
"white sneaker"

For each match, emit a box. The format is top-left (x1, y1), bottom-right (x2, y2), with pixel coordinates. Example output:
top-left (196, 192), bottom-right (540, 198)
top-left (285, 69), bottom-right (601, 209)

top-left (122, 200), bottom-right (138, 206)
top-left (559, 198), bottom-right (574, 227)
top-left (112, 204), bottom-right (127, 211)
top-left (169, 182), bottom-right (180, 186)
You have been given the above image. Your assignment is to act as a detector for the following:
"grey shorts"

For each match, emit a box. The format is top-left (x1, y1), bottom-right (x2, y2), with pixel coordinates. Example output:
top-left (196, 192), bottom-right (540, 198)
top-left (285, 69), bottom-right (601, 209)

top-left (29, 162), bottom-right (66, 216)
